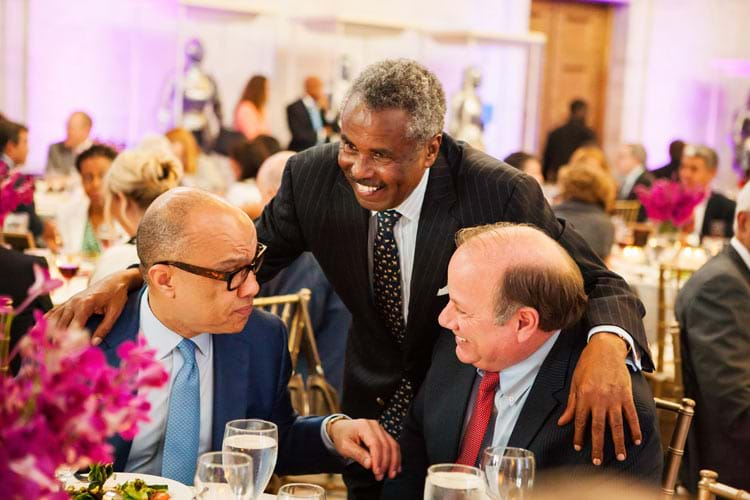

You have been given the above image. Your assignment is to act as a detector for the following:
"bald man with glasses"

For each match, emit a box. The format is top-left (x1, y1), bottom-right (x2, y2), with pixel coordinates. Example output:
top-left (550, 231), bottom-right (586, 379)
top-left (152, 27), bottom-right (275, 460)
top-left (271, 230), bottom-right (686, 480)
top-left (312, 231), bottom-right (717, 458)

top-left (89, 187), bottom-right (399, 485)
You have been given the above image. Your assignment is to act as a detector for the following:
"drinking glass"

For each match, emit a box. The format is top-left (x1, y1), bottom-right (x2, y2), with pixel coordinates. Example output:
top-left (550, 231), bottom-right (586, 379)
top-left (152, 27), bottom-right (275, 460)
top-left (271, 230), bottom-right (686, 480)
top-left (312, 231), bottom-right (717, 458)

top-left (424, 463), bottom-right (485, 500)
top-left (194, 451), bottom-right (254, 500)
top-left (277, 483), bottom-right (326, 500)
top-left (481, 447), bottom-right (535, 500)
top-left (56, 253), bottom-right (81, 296)
top-left (223, 419), bottom-right (278, 499)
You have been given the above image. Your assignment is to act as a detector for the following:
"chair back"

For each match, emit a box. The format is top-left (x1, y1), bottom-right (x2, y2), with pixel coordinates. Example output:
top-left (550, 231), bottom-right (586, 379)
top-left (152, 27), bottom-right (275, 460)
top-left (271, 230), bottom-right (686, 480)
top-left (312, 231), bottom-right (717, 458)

top-left (614, 200), bottom-right (641, 224)
top-left (1, 231), bottom-right (35, 252)
top-left (656, 264), bottom-right (693, 373)
top-left (697, 470), bottom-right (750, 500)
top-left (253, 289), bottom-right (340, 416)
top-left (654, 397), bottom-right (695, 497)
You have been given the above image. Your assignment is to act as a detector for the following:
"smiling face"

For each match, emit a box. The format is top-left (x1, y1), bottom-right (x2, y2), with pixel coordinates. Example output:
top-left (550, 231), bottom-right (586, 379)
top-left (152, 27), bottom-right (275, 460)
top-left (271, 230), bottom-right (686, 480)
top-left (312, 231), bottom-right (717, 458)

top-left (338, 99), bottom-right (441, 211)
top-left (80, 155), bottom-right (112, 208)
top-left (679, 155), bottom-right (716, 191)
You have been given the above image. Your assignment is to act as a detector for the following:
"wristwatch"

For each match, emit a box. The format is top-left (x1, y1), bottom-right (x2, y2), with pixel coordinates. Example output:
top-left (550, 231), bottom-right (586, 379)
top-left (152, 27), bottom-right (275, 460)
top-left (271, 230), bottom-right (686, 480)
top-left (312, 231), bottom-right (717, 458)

top-left (325, 414), bottom-right (351, 437)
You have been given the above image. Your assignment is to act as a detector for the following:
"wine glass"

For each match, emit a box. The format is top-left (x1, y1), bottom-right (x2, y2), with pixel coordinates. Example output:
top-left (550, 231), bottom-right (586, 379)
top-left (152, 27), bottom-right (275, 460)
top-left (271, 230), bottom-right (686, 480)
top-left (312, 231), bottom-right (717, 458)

top-left (481, 447), bottom-right (535, 500)
top-left (56, 253), bottom-right (81, 297)
top-left (194, 451), bottom-right (254, 500)
top-left (223, 419), bottom-right (278, 499)
top-left (277, 483), bottom-right (326, 500)
top-left (424, 463), bottom-right (485, 500)
top-left (96, 222), bottom-right (119, 251)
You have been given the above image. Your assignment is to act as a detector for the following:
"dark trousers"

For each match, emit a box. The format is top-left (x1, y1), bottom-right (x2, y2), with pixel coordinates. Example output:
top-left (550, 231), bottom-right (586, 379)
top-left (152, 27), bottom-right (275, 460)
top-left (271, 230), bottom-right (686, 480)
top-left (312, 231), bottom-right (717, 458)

top-left (343, 463), bottom-right (384, 500)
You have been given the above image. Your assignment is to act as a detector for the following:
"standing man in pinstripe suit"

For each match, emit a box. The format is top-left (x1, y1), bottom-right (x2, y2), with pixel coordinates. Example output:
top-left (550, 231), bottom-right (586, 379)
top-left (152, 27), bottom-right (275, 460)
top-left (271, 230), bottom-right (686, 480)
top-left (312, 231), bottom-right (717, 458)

top-left (50, 59), bottom-right (653, 499)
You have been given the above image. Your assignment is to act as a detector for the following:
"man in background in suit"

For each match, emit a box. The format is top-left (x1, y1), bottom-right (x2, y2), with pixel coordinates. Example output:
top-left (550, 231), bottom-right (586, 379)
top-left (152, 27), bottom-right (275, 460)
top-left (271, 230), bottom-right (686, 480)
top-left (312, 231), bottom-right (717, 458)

top-left (542, 99), bottom-right (596, 182)
top-left (676, 182), bottom-right (750, 492)
top-left (383, 224), bottom-right (661, 498)
top-left (614, 143), bottom-right (654, 222)
top-left (45, 111), bottom-right (93, 177)
top-left (678, 144), bottom-right (736, 239)
top-left (50, 60), bottom-right (651, 499)
top-left (256, 151), bottom-right (352, 393)
top-left (651, 139), bottom-right (684, 180)
top-left (92, 187), bottom-right (399, 485)
top-left (287, 76), bottom-right (331, 152)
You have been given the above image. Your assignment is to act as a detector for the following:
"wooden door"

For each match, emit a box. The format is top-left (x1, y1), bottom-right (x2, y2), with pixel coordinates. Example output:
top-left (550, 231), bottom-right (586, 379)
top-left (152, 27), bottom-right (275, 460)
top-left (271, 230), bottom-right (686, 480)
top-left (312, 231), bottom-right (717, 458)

top-left (530, 0), bottom-right (612, 152)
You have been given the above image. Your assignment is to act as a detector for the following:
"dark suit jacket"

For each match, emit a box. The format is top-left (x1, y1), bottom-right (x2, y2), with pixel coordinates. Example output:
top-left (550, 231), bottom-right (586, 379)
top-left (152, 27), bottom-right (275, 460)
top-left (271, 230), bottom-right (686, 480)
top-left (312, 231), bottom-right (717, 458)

top-left (0, 246), bottom-right (53, 375)
top-left (90, 289), bottom-right (341, 475)
top-left (45, 141), bottom-right (76, 175)
top-left (287, 99), bottom-right (324, 152)
top-left (260, 252), bottom-right (351, 393)
top-left (381, 326), bottom-right (663, 499)
top-left (256, 134), bottom-right (651, 426)
top-left (621, 169), bottom-right (654, 222)
top-left (554, 200), bottom-right (614, 260)
top-left (542, 119), bottom-right (596, 182)
top-left (701, 191), bottom-right (736, 239)
top-left (676, 245), bottom-right (750, 491)
top-left (651, 161), bottom-right (679, 181)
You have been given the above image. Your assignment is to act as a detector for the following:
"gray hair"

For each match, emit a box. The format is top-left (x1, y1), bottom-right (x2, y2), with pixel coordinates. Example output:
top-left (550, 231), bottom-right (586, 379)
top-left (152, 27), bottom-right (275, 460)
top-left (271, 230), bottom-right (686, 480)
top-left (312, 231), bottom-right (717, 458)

top-left (624, 143), bottom-right (647, 166)
top-left (684, 144), bottom-right (718, 170)
top-left (344, 59), bottom-right (446, 143)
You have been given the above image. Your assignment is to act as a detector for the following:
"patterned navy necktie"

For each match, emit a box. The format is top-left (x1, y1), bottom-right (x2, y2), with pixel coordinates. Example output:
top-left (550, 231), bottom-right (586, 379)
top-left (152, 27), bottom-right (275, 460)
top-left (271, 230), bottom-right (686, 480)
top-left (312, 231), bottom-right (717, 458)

top-left (373, 210), bottom-right (413, 437)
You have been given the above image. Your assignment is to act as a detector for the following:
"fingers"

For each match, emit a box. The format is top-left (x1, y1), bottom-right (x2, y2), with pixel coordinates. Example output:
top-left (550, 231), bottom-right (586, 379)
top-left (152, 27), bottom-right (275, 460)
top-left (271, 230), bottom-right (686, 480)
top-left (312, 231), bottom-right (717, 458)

top-left (91, 298), bottom-right (123, 345)
top-left (558, 389), bottom-right (576, 427)
top-left (623, 397), bottom-right (642, 446)
top-left (339, 436), bottom-right (373, 472)
top-left (573, 397), bottom-right (588, 453)
top-left (383, 428), bottom-right (401, 479)
top-left (608, 407), bottom-right (626, 462)
top-left (590, 407), bottom-right (606, 466)
top-left (358, 421), bottom-right (388, 481)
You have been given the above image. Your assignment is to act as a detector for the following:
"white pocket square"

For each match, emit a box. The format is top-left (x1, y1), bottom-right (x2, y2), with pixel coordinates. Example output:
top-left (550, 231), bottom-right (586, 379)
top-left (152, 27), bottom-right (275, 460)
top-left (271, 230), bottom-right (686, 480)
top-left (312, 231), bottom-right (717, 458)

top-left (437, 285), bottom-right (448, 296)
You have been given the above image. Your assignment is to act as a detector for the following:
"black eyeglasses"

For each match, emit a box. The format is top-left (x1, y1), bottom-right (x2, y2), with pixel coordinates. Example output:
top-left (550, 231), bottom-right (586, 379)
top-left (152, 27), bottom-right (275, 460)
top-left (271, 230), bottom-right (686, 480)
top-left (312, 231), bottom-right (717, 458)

top-left (154, 242), bottom-right (267, 291)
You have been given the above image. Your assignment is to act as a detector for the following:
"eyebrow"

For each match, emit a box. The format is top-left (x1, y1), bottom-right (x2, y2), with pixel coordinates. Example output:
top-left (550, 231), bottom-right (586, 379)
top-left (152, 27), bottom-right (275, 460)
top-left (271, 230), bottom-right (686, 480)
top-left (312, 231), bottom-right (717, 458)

top-left (216, 257), bottom-right (250, 269)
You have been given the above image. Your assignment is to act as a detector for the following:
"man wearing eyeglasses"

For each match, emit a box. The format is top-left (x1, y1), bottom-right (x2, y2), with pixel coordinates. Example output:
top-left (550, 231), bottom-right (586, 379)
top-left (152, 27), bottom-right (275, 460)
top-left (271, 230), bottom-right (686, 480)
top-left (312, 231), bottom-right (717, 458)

top-left (89, 187), bottom-right (400, 485)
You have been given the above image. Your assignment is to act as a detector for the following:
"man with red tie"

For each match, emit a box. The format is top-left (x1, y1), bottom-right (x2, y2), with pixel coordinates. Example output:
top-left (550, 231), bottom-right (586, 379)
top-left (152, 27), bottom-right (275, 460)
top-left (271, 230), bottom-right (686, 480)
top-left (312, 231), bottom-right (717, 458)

top-left (382, 223), bottom-right (663, 498)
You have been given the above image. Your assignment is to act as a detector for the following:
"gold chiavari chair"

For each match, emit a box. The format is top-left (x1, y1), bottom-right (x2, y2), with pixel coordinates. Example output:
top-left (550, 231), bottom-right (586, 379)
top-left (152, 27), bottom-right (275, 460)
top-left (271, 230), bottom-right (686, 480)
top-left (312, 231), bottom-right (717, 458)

top-left (614, 200), bottom-right (642, 225)
top-left (697, 470), bottom-right (750, 500)
top-left (654, 397), bottom-right (695, 497)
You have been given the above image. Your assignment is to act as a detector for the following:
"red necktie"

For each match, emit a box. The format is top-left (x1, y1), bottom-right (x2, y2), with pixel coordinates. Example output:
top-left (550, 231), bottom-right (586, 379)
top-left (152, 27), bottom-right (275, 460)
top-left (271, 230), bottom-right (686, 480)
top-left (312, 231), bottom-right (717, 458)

top-left (457, 372), bottom-right (499, 466)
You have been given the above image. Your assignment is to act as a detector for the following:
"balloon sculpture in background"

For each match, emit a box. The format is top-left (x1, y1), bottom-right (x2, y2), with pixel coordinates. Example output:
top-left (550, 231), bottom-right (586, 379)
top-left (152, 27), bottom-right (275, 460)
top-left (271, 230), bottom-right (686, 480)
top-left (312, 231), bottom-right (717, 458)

top-left (159, 39), bottom-right (223, 150)
top-left (449, 66), bottom-right (485, 151)
top-left (732, 90), bottom-right (750, 180)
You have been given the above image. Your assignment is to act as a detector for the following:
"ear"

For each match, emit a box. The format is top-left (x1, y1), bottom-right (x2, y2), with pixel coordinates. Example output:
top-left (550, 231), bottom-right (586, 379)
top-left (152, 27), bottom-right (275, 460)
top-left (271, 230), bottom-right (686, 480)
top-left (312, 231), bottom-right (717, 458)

top-left (515, 307), bottom-right (540, 343)
top-left (147, 264), bottom-right (176, 298)
top-left (423, 133), bottom-right (443, 168)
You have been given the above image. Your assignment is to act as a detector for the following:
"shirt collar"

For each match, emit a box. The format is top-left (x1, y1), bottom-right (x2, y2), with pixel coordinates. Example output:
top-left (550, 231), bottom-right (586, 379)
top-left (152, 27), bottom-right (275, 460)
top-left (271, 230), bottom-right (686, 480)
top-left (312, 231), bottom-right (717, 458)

top-left (730, 237), bottom-right (750, 271)
top-left (479, 330), bottom-right (561, 406)
top-left (1, 153), bottom-right (15, 168)
top-left (73, 138), bottom-right (93, 156)
top-left (623, 165), bottom-right (645, 187)
top-left (302, 94), bottom-right (317, 110)
top-left (140, 288), bottom-right (211, 358)
top-left (370, 167), bottom-right (430, 222)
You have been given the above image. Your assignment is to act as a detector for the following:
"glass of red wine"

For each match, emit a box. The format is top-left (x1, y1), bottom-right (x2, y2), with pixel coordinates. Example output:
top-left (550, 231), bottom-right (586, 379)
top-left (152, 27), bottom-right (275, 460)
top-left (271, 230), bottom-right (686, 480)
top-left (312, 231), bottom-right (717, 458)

top-left (57, 253), bottom-right (81, 296)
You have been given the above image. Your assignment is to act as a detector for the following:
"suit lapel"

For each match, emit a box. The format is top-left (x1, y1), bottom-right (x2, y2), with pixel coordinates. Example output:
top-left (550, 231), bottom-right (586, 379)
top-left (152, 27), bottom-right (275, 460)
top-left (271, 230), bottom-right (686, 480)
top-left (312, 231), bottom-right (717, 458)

top-left (211, 333), bottom-right (253, 449)
top-left (725, 245), bottom-right (750, 285)
top-left (507, 330), bottom-right (576, 450)
top-left (405, 151), bottom-right (460, 357)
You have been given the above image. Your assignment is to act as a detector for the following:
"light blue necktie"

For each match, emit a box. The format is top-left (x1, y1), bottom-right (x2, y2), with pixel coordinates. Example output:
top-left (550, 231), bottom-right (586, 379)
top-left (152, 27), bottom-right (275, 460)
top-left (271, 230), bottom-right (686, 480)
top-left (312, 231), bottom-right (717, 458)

top-left (306, 102), bottom-right (324, 142)
top-left (161, 338), bottom-right (200, 485)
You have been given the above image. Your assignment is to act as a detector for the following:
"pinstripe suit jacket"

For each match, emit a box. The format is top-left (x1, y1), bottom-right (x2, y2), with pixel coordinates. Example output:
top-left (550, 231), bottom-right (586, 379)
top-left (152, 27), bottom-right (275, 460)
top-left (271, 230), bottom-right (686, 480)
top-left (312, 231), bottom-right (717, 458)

top-left (255, 134), bottom-right (650, 421)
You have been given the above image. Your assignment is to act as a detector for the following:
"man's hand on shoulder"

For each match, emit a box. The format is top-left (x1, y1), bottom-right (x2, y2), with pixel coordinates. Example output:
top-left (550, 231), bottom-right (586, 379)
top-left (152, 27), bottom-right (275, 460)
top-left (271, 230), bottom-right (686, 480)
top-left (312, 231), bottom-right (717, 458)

top-left (45, 268), bottom-right (141, 344)
top-left (329, 418), bottom-right (401, 481)
top-left (557, 332), bottom-right (643, 465)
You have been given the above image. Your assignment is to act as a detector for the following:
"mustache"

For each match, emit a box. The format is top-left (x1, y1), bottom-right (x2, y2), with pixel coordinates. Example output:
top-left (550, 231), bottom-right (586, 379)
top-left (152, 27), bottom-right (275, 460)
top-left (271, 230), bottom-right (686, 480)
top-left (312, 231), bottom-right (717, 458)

top-left (345, 175), bottom-right (384, 188)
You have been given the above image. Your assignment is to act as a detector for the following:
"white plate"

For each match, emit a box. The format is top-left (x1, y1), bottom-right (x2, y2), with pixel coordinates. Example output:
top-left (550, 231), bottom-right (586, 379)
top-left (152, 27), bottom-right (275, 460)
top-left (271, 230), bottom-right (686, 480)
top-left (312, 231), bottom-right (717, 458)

top-left (106, 472), bottom-right (193, 500)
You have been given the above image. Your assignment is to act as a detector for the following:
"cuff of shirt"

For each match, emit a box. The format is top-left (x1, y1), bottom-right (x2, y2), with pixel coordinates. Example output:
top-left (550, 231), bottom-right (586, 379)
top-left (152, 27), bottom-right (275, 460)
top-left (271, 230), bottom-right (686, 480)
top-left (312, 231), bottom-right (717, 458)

top-left (587, 325), bottom-right (642, 371)
top-left (320, 414), bottom-right (351, 454)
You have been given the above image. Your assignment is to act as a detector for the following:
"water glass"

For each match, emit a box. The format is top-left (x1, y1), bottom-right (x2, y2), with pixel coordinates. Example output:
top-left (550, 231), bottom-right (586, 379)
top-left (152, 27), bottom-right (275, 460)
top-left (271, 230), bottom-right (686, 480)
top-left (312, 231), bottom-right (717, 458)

top-left (194, 451), bottom-right (254, 500)
top-left (223, 419), bottom-right (278, 499)
top-left (277, 483), bottom-right (326, 499)
top-left (424, 463), bottom-right (485, 500)
top-left (481, 447), bottom-right (535, 500)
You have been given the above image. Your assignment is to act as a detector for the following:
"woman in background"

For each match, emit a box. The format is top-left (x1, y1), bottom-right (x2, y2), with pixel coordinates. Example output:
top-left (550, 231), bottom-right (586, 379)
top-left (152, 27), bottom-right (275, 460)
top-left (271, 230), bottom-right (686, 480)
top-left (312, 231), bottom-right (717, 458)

top-left (504, 151), bottom-right (544, 185)
top-left (166, 127), bottom-right (227, 194)
top-left (89, 148), bottom-right (182, 283)
top-left (554, 160), bottom-right (616, 261)
top-left (225, 135), bottom-right (281, 219)
top-left (234, 75), bottom-right (270, 141)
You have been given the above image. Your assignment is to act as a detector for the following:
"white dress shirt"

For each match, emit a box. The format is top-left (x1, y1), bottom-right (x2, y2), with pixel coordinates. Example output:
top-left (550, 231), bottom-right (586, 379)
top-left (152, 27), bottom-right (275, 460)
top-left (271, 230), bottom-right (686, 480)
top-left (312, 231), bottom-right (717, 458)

top-left (461, 332), bottom-right (561, 452)
top-left (691, 191), bottom-right (711, 238)
top-left (125, 291), bottom-right (214, 475)
top-left (619, 165), bottom-right (645, 199)
top-left (730, 237), bottom-right (750, 270)
top-left (368, 169), bottom-right (640, 367)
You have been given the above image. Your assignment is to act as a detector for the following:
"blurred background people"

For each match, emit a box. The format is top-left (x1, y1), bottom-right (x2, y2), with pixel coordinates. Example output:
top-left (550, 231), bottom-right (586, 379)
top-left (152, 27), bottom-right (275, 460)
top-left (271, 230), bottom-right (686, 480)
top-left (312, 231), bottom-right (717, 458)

top-left (678, 144), bottom-right (736, 239)
top-left (614, 143), bottom-right (653, 222)
top-left (503, 151), bottom-right (544, 186)
top-left (224, 136), bottom-right (280, 219)
top-left (234, 75), bottom-right (270, 141)
top-left (554, 161), bottom-right (616, 261)
top-left (45, 111), bottom-right (93, 177)
top-left (55, 144), bottom-right (124, 256)
top-left (89, 148), bottom-right (183, 283)
top-left (542, 99), bottom-right (597, 182)
top-left (570, 144), bottom-right (611, 174)
top-left (651, 139), bottom-right (685, 180)
top-left (166, 127), bottom-right (227, 195)
top-left (287, 76), bottom-right (332, 152)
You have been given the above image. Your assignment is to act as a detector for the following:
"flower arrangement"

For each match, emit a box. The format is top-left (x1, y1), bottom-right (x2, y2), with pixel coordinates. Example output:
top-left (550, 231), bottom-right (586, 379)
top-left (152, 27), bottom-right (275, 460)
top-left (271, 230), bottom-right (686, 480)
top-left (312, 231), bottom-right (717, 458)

top-left (634, 179), bottom-right (707, 231)
top-left (0, 169), bottom-right (168, 499)
top-left (0, 160), bottom-right (34, 228)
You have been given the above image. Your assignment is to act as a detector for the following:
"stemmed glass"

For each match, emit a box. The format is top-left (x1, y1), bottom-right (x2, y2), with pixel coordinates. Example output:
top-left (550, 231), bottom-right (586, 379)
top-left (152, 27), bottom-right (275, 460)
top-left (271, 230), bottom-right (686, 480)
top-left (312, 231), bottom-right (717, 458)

top-left (277, 483), bottom-right (326, 499)
top-left (56, 253), bottom-right (81, 297)
top-left (423, 463), bottom-right (485, 500)
top-left (194, 451), bottom-right (254, 500)
top-left (481, 447), bottom-right (535, 500)
top-left (223, 419), bottom-right (278, 499)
